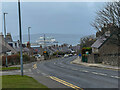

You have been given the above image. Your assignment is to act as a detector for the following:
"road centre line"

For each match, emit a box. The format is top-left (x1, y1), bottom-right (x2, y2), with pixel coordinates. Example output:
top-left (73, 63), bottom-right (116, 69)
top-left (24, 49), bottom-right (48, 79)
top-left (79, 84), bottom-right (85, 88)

top-left (92, 72), bottom-right (107, 76)
top-left (49, 76), bottom-right (83, 90)
top-left (98, 73), bottom-right (107, 76)
top-left (81, 70), bottom-right (89, 73)
top-left (111, 76), bottom-right (120, 79)
top-left (92, 72), bottom-right (99, 75)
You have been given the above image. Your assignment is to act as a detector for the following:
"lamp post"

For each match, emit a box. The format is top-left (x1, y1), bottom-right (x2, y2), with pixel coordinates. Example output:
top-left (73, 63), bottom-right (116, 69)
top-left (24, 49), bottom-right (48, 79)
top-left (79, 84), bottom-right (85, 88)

top-left (3, 12), bottom-right (8, 67)
top-left (18, 0), bottom-right (23, 76)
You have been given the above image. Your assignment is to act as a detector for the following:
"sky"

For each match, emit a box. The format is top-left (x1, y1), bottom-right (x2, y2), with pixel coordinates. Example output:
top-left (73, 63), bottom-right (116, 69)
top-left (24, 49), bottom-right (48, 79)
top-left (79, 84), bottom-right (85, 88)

top-left (1, 2), bottom-right (105, 37)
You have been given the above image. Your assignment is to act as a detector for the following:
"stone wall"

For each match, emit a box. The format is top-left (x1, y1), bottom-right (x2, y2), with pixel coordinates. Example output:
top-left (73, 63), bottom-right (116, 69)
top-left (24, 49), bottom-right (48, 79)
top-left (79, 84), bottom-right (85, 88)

top-left (99, 34), bottom-right (119, 66)
top-left (88, 54), bottom-right (95, 63)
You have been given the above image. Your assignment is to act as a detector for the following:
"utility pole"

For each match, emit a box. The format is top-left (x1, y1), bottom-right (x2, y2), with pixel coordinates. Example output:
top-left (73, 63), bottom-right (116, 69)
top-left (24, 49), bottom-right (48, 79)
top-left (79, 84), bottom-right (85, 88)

top-left (18, 0), bottom-right (23, 76)
top-left (43, 34), bottom-right (46, 60)
top-left (28, 27), bottom-right (31, 59)
top-left (3, 12), bottom-right (8, 67)
top-left (28, 27), bottom-right (31, 44)
top-left (44, 34), bottom-right (46, 48)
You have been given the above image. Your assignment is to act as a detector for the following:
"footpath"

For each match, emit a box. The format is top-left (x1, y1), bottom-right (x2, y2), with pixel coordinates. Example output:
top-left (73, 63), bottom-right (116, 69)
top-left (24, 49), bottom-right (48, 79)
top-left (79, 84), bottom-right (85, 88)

top-left (71, 56), bottom-right (120, 71)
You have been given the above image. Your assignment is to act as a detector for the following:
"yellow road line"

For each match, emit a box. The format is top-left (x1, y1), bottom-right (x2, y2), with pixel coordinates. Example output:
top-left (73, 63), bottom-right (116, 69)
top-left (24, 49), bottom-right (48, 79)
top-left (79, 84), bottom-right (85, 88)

top-left (33, 64), bottom-right (37, 69)
top-left (49, 76), bottom-right (83, 90)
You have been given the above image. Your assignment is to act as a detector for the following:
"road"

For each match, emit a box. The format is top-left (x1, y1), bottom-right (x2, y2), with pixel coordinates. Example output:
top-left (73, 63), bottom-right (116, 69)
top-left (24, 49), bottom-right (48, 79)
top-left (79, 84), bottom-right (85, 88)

top-left (1, 56), bottom-right (119, 89)
top-left (31, 56), bottom-right (119, 89)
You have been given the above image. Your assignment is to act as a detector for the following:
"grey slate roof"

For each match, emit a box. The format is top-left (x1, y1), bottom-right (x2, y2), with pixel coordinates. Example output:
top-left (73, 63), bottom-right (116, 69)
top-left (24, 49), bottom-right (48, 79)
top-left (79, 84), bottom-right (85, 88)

top-left (0, 35), bottom-right (17, 54)
top-left (91, 34), bottom-right (107, 49)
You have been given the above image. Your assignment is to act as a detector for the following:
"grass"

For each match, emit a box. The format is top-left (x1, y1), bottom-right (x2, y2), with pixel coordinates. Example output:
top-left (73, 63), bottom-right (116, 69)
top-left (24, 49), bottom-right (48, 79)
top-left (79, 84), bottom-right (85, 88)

top-left (2, 75), bottom-right (49, 89)
top-left (0, 67), bottom-right (20, 71)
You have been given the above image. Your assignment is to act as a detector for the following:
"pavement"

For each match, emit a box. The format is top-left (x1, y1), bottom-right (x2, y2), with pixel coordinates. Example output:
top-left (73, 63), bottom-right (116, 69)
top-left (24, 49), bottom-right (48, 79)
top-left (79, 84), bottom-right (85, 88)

top-left (1, 56), bottom-right (120, 89)
top-left (71, 56), bottom-right (120, 71)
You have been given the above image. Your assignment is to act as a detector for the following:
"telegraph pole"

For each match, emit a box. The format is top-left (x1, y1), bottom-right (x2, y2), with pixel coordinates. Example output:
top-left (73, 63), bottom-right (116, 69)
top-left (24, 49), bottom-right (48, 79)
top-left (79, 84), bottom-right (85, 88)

top-left (44, 34), bottom-right (46, 48)
top-left (3, 12), bottom-right (8, 67)
top-left (18, 0), bottom-right (23, 76)
top-left (28, 27), bottom-right (31, 59)
top-left (28, 27), bottom-right (31, 44)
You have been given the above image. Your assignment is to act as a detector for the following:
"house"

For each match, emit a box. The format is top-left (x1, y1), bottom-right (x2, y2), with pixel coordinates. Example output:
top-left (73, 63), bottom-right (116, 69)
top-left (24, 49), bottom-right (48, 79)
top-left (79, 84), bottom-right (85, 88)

top-left (5, 33), bottom-right (20, 49)
top-left (88, 25), bottom-right (119, 66)
top-left (0, 33), bottom-right (17, 55)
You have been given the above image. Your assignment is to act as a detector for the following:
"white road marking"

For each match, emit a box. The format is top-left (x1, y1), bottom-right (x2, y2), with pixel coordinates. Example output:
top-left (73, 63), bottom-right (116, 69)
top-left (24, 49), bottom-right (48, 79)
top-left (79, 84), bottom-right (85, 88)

top-left (81, 70), bottom-right (89, 73)
top-left (98, 73), bottom-right (107, 76)
top-left (92, 72), bottom-right (107, 76)
top-left (111, 76), bottom-right (120, 79)
top-left (92, 72), bottom-right (99, 75)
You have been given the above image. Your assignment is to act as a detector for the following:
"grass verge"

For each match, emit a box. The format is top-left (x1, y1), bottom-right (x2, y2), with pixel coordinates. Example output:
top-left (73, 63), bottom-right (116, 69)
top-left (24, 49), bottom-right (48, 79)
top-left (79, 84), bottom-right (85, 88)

top-left (2, 75), bottom-right (49, 89)
top-left (0, 67), bottom-right (20, 71)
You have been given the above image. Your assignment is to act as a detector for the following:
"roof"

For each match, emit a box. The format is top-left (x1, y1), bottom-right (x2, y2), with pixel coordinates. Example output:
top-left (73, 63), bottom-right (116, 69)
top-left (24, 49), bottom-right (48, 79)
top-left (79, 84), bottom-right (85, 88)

top-left (91, 29), bottom-right (118, 49)
top-left (0, 35), bottom-right (17, 54)
top-left (91, 34), bottom-right (107, 49)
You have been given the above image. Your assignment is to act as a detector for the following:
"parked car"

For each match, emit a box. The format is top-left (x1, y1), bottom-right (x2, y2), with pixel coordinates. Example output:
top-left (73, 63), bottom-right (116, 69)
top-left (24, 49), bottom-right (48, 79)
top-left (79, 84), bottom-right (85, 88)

top-left (69, 54), bottom-right (73, 57)
top-left (33, 54), bottom-right (41, 58)
top-left (64, 54), bottom-right (69, 58)
top-left (74, 54), bottom-right (77, 56)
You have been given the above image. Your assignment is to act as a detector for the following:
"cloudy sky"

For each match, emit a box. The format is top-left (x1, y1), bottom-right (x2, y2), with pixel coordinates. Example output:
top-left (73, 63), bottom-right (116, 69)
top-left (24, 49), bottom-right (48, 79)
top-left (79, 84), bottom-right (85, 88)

top-left (1, 2), bottom-right (105, 37)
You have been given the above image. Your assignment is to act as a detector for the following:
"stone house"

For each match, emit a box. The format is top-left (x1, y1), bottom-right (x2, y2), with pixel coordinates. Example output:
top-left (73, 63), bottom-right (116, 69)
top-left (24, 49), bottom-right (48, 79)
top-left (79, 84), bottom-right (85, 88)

top-left (0, 33), bottom-right (17, 55)
top-left (88, 25), bottom-right (119, 66)
top-left (6, 33), bottom-right (20, 49)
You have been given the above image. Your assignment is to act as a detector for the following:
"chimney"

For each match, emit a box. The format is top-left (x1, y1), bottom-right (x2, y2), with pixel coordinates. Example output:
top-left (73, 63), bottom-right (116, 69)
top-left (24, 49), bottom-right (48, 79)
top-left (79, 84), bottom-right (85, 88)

top-left (105, 31), bottom-right (110, 37)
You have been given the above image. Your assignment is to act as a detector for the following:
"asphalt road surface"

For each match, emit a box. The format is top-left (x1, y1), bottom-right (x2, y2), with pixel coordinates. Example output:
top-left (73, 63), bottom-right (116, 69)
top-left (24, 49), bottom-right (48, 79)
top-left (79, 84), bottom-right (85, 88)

top-left (31, 56), bottom-right (119, 89)
top-left (2, 56), bottom-right (119, 89)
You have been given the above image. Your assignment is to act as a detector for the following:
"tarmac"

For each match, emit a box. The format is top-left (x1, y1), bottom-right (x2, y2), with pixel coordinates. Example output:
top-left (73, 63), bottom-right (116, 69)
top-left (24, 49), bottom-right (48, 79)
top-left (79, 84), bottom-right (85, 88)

top-left (71, 56), bottom-right (120, 71)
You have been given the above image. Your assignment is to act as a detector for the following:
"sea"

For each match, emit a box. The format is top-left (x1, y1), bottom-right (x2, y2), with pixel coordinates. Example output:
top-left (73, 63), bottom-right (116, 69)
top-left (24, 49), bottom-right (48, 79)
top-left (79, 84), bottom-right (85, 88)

top-left (13, 33), bottom-right (86, 46)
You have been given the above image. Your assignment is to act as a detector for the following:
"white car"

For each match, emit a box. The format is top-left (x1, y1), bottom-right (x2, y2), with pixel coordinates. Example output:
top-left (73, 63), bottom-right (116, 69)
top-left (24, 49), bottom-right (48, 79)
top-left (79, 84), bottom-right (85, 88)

top-left (69, 54), bottom-right (73, 56)
top-left (64, 54), bottom-right (69, 58)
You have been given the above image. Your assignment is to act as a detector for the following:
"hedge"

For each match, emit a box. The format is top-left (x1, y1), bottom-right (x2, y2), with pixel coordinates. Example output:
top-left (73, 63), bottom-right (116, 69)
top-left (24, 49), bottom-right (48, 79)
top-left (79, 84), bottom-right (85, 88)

top-left (2, 54), bottom-right (36, 66)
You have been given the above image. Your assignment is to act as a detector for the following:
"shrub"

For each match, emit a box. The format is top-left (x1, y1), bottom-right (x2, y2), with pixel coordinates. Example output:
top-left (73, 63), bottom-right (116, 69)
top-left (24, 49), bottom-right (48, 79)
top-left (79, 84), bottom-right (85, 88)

top-left (2, 54), bottom-right (36, 66)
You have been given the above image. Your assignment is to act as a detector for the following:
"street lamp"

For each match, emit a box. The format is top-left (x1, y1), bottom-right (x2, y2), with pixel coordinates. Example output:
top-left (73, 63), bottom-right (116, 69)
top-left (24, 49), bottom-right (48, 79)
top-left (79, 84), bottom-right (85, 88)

top-left (18, 0), bottom-right (23, 76)
top-left (3, 12), bottom-right (8, 67)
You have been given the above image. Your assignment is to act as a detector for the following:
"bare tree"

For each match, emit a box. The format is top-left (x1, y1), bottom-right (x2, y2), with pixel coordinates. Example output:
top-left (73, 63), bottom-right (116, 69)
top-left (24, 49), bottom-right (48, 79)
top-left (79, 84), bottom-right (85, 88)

top-left (92, 1), bottom-right (120, 32)
top-left (80, 35), bottom-right (96, 49)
